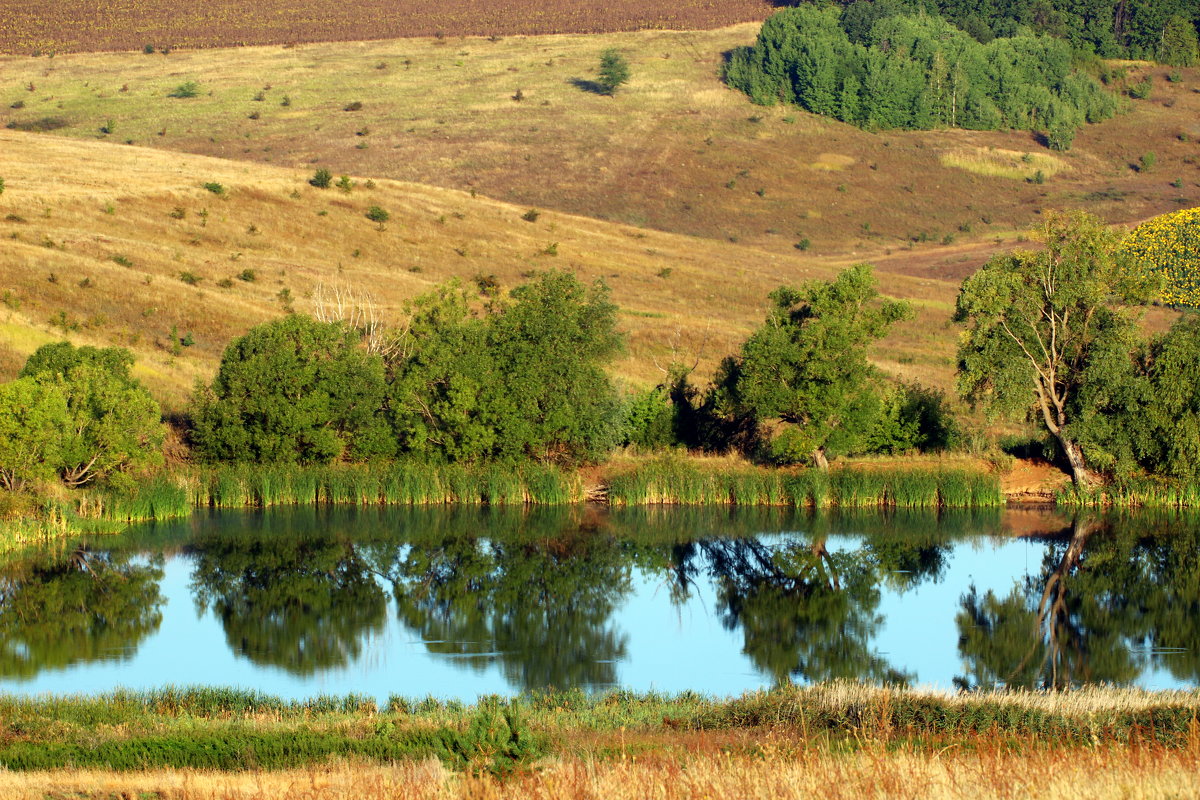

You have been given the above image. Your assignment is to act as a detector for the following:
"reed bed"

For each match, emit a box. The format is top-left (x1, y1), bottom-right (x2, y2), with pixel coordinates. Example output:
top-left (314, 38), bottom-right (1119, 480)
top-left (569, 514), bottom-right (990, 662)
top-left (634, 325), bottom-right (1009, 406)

top-left (1057, 478), bottom-right (1200, 509)
top-left (608, 460), bottom-right (1002, 509)
top-left (188, 462), bottom-right (585, 510)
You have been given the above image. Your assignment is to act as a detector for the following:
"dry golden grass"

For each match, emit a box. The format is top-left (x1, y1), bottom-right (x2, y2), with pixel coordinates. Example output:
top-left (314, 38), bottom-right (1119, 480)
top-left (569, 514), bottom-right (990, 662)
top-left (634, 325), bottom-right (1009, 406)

top-left (0, 27), bottom-right (1195, 262)
top-left (3, 746), bottom-right (1199, 800)
top-left (940, 147), bottom-right (1071, 181)
top-left (0, 129), bottom-right (964, 408)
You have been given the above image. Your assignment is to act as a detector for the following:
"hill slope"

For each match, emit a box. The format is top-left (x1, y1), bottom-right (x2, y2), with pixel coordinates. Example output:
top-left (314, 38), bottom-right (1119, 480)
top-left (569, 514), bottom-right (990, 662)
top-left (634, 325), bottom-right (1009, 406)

top-left (0, 130), bottom-right (969, 411)
top-left (2, 26), bottom-right (1197, 261)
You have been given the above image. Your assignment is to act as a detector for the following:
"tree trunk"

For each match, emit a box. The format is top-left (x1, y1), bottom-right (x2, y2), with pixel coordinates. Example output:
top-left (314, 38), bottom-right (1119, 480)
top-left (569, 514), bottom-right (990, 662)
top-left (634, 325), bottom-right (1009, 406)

top-left (811, 447), bottom-right (829, 470)
top-left (1057, 436), bottom-right (1100, 487)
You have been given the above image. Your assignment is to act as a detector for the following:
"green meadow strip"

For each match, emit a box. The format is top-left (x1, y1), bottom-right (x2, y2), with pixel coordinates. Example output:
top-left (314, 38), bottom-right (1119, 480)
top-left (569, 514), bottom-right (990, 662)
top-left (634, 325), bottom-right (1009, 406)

top-left (1, 684), bottom-right (1197, 773)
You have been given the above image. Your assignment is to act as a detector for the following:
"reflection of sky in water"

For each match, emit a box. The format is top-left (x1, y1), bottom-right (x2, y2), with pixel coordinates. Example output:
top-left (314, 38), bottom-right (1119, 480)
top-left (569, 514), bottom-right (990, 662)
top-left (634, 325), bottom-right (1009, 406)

top-left (0, 513), bottom-right (1194, 700)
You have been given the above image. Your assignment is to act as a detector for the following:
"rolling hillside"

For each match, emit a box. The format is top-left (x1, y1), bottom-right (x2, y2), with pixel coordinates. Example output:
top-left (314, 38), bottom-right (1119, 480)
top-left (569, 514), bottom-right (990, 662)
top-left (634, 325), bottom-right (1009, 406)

top-left (0, 129), bottom-right (973, 413)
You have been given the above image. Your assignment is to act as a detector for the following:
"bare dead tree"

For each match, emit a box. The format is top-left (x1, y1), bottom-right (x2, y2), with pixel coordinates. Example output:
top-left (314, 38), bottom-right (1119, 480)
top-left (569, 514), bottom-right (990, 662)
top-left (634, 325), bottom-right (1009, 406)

top-left (311, 282), bottom-right (398, 358)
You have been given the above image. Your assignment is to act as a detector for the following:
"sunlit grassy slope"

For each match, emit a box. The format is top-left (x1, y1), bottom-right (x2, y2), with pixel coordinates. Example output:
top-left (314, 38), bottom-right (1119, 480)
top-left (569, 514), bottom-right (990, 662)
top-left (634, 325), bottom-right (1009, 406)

top-left (0, 25), bottom-right (1192, 409)
top-left (0, 129), bottom-right (972, 410)
top-left (1, 25), bottom-right (1197, 257)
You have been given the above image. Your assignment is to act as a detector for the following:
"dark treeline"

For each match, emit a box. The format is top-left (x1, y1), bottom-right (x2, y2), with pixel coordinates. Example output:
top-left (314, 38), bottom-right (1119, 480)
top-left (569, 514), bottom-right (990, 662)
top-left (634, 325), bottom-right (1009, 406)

top-left (152, 267), bottom-right (956, 475)
top-left (786, 0), bottom-right (1199, 62)
top-left (726, 3), bottom-right (1123, 144)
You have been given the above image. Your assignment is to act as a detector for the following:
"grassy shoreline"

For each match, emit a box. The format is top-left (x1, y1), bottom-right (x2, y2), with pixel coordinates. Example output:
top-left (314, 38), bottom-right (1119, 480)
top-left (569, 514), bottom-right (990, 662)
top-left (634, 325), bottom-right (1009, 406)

top-left (0, 682), bottom-right (1196, 782)
top-left (0, 458), bottom-right (1005, 551)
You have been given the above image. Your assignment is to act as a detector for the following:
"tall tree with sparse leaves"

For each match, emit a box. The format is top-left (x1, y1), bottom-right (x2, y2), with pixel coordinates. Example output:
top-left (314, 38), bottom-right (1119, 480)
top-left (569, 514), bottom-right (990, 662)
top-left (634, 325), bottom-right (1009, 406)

top-left (954, 211), bottom-right (1157, 486)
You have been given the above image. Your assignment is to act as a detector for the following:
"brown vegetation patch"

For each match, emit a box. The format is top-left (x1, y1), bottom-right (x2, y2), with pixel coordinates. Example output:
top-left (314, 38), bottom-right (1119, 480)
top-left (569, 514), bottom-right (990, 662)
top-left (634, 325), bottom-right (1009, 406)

top-left (4, 744), bottom-right (1200, 799)
top-left (0, 0), bottom-right (775, 54)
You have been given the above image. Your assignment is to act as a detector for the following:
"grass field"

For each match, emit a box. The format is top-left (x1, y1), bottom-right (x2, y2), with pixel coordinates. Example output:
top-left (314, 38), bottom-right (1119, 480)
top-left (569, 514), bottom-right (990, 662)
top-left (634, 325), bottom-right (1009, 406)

top-left (0, 683), bottom-right (1197, 799)
top-left (0, 126), bottom-right (976, 410)
top-left (0, 26), bottom-right (1191, 409)
top-left (1, 27), bottom-right (1196, 257)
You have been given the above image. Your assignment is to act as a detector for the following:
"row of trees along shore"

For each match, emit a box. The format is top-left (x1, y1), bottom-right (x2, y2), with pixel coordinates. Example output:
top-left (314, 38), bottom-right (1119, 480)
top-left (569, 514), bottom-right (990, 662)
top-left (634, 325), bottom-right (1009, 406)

top-left (2, 210), bottom-right (1200, 510)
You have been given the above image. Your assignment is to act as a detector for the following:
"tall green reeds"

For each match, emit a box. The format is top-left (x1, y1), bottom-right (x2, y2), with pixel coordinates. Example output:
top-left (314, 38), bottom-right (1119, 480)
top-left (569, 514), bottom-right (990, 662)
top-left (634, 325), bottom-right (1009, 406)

top-left (100, 476), bottom-right (191, 522)
top-left (1057, 477), bottom-right (1200, 509)
top-left (607, 459), bottom-right (1002, 509)
top-left (184, 461), bottom-right (581, 510)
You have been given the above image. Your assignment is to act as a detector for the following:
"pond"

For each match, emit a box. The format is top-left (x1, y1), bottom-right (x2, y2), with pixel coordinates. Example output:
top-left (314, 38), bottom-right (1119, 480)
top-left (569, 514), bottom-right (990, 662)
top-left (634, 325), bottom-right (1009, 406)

top-left (0, 506), bottom-right (1197, 700)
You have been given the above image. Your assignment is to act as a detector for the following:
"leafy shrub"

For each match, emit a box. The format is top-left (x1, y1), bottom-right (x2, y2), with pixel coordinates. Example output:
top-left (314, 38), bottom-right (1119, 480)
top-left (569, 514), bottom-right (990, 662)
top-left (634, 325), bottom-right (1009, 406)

top-left (623, 386), bottom-right (678, 450)
top-left (365, 206), bottom-right (389, 224)
top-left (1128, 78), bottom-right (1152, 99)
top-left (178, 271), bottom-right (203, 285)
top-left (521, 208), bottom-right (540, 222)
top-left (168, 81), bottom-right (200, 99)
top-left (190, 316), bottom-right (393, 463)
top-left (309, 168), bottom-right (332, 188)
top-left (202, 182), bottom-right (226, 195)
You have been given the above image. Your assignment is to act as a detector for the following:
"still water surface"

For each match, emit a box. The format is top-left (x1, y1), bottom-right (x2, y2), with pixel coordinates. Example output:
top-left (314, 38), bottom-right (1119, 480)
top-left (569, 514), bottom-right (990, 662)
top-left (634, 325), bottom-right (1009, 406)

top-left (1, 506), bottom-right (1196, 699)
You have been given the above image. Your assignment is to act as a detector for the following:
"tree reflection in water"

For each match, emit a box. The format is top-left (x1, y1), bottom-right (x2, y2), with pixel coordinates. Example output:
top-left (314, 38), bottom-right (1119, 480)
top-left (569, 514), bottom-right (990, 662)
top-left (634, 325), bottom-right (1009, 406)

top-left (956, 515), bottom-right (1200, 689)
top-left (4, 506), bottom-right (1197, 692)
top-left (188, 528), bottom-right (387, 676)
top-left (0, 547), bottom-right (164, 678)
top-left (664, 525), bottom-right (952, 686)
top-left (364, 518), bottom-right (632, 692)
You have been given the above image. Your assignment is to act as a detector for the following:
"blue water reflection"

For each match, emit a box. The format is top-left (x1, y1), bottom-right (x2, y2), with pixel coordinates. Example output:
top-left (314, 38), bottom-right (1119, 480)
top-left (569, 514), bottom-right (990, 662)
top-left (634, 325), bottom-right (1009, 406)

top-left (0, 506), bottom-right (1195, 699)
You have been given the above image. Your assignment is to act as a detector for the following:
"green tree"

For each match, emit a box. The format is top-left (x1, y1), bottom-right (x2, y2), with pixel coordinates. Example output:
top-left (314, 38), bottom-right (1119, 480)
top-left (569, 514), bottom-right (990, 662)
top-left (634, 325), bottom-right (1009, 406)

top-left (597, 49), bottom-right (631, 95)
top-left (1158, 14), bottom-right (1199, 66)
top-left (191, 316), bottom-right (393, 464)
top-left (387, 282), bottom-right (505, 461)
top-left (0, 378), bottom-right (68, 492)
top-left (1128, 313), bottom-right (1200, 481)
top-left (954, 212), bottom-right (1155, 486)
top-left (723, 264), bottom-right (911, 468)
top-left (488, 271), bottom-right (623, 463)
top-left (387, 271), bottom-right (623, 465)
top-left (19, 342), bottom-right (164, 487)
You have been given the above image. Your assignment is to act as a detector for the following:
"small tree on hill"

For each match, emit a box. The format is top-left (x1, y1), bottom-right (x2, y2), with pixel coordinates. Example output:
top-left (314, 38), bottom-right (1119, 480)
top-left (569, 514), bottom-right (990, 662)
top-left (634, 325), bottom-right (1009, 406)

top-left (597, 49), bottom-right (630, 96)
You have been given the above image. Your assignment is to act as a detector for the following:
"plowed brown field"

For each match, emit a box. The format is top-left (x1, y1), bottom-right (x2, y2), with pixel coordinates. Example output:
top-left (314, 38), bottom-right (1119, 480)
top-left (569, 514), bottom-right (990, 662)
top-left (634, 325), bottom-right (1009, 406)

top-left (0, 0), bottom-right (776, 54)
